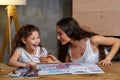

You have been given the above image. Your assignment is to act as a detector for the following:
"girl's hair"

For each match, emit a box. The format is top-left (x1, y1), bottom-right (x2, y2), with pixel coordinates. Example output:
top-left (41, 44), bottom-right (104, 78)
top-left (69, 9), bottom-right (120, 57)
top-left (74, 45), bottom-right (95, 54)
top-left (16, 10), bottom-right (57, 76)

top-left (11, 24), bottom-right (42, 55)
top-left (56, 17), bottom-right (106, 62)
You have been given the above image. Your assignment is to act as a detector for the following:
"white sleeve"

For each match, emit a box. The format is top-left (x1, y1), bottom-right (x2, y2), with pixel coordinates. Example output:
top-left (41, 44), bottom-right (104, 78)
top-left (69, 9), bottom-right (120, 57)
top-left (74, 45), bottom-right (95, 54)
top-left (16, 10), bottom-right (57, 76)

top-left (16, 47), bottom-right (23, 55)
top-left (40, 47), bottom-right (48, 56)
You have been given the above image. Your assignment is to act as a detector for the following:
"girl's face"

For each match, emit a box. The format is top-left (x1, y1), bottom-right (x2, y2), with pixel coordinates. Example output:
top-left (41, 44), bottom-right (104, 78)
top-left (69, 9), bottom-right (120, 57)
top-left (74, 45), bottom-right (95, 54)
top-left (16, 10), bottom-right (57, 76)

top-left (57, 26), bottom-right (71, 45)
top-left (22, 31), bottom-right (40, 52)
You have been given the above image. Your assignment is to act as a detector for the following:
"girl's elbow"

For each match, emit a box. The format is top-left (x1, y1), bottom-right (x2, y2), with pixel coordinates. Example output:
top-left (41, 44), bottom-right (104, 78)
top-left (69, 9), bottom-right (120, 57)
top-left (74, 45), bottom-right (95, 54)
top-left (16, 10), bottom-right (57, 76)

top-left (8, 59), bottom-right (12, 66)
top-left (8, 58), bottom-right (15, 66)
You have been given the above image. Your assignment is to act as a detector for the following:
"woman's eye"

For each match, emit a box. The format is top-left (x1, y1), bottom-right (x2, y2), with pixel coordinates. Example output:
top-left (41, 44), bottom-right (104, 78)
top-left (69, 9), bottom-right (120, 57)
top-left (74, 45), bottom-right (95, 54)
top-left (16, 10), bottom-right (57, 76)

top-left (58, 32), bottom-right (62, 36)
top-left (37, 37), bottom-right (40, 39)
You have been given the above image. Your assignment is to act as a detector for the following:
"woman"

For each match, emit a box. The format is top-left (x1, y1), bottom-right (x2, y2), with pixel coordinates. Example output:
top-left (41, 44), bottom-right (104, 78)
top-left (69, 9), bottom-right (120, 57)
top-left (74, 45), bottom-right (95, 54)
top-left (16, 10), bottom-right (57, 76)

top-left (56, 17), bottom-right (120, 66)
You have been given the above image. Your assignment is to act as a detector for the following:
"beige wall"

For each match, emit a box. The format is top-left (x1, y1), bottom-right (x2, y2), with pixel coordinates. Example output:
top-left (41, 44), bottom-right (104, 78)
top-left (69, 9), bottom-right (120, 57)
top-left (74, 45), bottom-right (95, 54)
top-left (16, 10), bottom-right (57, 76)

top-left (73, 0), bottom-right (120, 36)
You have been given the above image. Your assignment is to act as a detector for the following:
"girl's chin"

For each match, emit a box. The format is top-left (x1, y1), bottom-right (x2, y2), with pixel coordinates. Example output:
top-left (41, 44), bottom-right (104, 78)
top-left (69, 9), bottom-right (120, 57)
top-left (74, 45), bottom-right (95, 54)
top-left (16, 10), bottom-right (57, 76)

top-left (32, 47), bottom-right (38, 51)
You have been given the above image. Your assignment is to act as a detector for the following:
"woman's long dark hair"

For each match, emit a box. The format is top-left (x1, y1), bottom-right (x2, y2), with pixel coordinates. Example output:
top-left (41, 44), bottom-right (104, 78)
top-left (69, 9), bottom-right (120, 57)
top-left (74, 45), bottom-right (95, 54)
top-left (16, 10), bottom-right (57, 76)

top-left (56, 17), bottom-right (106, 62)
top-left (11, 24), bottom-right (42, 56)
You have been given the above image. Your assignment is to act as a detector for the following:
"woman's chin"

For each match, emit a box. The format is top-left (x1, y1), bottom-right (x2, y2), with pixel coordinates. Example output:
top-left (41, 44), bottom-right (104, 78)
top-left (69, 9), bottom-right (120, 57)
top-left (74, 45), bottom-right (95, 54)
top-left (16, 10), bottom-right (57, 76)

top-left (61, 42), bottom-right (67, 45)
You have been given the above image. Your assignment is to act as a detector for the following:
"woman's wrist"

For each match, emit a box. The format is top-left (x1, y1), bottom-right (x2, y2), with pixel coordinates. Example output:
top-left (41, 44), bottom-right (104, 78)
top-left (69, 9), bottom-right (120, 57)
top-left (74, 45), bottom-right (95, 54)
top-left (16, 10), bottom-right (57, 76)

top-left (105, 56), bottom-right (112, 61)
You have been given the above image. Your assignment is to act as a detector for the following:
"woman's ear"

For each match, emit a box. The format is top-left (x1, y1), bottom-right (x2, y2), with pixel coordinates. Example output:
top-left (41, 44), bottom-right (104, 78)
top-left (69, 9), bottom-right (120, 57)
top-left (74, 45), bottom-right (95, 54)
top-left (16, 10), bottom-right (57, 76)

top-left (22, 38), bottom-right (26, 44)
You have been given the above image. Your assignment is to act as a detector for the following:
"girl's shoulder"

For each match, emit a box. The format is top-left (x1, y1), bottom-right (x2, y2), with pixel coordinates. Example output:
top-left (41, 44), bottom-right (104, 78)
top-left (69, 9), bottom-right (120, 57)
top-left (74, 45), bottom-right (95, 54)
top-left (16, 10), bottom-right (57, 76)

top-left (16, 47), bottom-right (25, 52)
top-left (12, 47), bottom-right (24, 55)
top-left (15, 47), bottom-right (25, 54)
top-left (37, 47), bottom-right (48, 52)
top-left (38, 46), bottom-right (46, 50)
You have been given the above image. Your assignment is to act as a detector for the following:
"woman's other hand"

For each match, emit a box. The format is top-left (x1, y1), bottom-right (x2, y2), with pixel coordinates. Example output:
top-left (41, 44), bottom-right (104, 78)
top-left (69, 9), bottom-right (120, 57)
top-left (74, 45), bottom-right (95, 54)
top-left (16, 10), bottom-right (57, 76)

top-left (40, 54), bottom-right (61, 64)
top-left (99, 58), bottom-right (112, 66)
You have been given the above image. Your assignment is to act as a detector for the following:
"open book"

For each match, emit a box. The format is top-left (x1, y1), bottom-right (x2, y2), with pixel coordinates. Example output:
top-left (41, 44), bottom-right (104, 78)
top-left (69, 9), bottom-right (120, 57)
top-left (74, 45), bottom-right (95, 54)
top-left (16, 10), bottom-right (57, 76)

top-left (7, 63), bottom-right (104, 78)
top-left (7, 67), bottom-right (38, 78)
top-left (37, 63), bottom-right (104, 75)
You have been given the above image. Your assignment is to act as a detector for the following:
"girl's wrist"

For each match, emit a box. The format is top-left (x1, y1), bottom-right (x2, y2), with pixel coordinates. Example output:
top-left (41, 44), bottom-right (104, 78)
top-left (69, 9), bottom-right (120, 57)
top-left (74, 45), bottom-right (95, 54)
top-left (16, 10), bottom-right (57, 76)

top-left (24, 63), bottom-right (28, 67)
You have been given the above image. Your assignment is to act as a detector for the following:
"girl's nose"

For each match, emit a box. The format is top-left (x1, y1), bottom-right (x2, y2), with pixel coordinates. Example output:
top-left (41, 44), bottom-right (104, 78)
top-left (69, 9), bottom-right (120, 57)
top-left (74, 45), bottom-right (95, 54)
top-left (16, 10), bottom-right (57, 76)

top-left (36, 39), bottom-right (40, 43)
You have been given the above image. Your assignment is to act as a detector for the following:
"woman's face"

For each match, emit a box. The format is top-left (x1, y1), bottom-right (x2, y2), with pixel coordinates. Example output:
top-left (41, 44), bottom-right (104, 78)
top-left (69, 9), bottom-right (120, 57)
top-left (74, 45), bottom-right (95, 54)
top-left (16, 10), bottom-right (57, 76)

top-left (57, 26), bottom-right (71, 45)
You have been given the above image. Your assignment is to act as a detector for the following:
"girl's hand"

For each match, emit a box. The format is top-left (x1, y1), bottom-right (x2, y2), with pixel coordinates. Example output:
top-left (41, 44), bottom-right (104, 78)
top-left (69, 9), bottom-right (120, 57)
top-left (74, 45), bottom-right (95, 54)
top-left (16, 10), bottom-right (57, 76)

top-left (26, 61), bottom-right (37, 69)
top-left (99, 58), bottom-right (112, 66)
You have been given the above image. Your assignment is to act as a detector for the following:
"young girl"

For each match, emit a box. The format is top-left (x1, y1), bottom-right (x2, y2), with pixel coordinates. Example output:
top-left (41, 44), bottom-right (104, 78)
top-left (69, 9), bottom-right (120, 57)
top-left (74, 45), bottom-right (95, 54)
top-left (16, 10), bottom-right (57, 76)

top-left (8, 24), bottom-right (48, 68)
top-left (56, 17), bottom-right (120, 66)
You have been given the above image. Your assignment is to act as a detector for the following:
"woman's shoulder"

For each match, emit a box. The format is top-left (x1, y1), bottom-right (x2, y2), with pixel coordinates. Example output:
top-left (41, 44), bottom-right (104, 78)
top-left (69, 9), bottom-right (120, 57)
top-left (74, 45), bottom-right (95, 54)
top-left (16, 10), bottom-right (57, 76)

top-left (90, 35), bottom-right (103, 39)
top-left (90, 35), bottom-right (104, 43)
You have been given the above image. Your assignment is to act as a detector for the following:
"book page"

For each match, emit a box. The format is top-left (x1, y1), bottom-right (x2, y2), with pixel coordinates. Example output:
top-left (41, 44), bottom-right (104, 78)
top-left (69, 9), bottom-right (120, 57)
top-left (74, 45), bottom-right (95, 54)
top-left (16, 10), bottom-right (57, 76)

top-left (37, 63), bottom-right (104, 75)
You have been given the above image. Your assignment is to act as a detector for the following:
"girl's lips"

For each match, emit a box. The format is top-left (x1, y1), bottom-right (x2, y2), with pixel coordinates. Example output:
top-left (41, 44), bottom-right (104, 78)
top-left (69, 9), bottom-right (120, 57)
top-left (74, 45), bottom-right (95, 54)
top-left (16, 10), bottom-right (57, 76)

top-left (32, 44), bottom-right (38, 49)
top-left (33, 44), bottom-right (39, 46)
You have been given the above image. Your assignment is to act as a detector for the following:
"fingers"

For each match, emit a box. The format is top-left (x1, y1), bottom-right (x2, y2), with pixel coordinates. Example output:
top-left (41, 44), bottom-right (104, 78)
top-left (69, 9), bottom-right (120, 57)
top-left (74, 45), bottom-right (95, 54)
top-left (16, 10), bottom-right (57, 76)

top-left (47, 55), bottom-right (57, 60)
top-left (99, 60), bottom-right (112, 67)
top-left (48, 55), bottom-right (61, 62)
top-left (40, 54), bottom-right (61, 64)
top-left (27, 62), bottom-right (37, 69)
top-left (39, 57), bottom-right (48, 63)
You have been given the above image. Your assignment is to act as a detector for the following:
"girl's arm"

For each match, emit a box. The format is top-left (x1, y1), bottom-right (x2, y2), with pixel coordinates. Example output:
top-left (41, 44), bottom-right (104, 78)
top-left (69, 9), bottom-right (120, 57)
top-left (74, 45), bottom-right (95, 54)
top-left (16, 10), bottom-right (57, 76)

top-left (8, 50), bottom-right (27, 67)
top-left (91, 35), bottom-right (120, 66)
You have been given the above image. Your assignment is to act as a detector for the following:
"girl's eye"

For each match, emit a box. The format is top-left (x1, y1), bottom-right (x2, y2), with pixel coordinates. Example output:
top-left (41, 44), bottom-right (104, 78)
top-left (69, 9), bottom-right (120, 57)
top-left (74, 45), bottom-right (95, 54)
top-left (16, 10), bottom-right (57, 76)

top-left (32, 38), bottom-right (35, 40)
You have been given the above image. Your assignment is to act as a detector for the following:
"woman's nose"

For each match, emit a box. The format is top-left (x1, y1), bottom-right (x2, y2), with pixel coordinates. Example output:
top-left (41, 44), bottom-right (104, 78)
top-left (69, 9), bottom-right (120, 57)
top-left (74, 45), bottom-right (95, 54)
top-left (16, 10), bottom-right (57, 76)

top-left (57, 35), bottom-right (60, 40)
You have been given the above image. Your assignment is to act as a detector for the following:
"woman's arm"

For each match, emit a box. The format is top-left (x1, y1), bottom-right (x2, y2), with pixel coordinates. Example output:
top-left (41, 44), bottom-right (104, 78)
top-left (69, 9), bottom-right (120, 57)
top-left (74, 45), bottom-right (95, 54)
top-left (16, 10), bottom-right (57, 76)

top-left (40, 54), bottom-right (61, 64)
top-left (91, 35), bottom-right (120, 66)
top-left (65, 54), bottom-right (70, 62)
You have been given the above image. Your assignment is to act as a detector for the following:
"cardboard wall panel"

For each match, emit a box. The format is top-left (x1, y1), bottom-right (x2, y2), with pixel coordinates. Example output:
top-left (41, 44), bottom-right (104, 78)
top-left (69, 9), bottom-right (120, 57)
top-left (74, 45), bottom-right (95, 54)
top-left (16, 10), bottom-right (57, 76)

top-left (73, 0), bottom-right (120, 36)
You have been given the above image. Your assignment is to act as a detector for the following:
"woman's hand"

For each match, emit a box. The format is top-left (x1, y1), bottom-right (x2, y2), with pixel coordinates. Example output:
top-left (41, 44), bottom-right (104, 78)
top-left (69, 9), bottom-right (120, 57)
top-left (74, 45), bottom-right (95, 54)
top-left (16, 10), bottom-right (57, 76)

top-left (39, 55), bottom-right (48, 63)
top-left (99, 58), bottom-right (112, 66)
top-left (47, 55), bottom-right (61, 63)
top-left (40, 54), bottom-right (61, 64)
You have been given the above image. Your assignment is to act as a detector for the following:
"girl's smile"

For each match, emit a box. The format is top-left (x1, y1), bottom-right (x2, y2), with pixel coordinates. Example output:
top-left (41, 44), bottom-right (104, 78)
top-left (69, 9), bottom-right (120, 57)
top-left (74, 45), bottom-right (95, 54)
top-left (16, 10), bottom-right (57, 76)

top-left (22, 31), bottom-right (40, 54)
